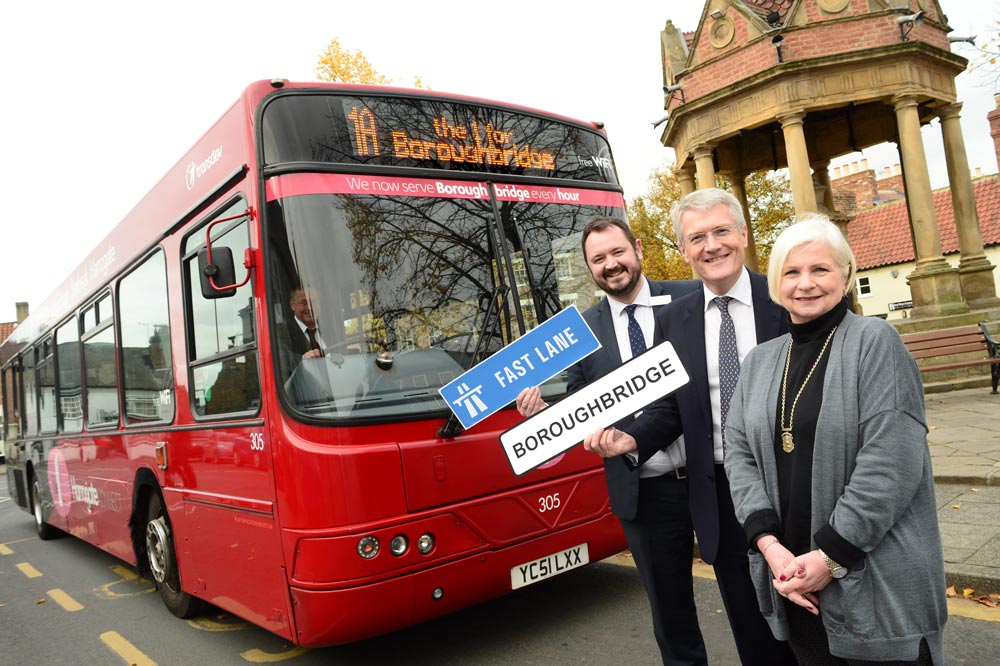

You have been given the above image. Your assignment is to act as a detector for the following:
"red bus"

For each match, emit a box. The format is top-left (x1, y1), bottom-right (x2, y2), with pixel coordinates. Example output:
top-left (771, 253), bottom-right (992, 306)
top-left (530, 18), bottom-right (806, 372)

top-left (0, 80), bottom-right (628, 646)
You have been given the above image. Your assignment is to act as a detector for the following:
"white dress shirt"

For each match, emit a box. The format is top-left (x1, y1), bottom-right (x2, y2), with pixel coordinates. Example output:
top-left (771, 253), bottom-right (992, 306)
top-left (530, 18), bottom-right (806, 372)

top-left (607, 278), bottom-right (687, 477)
top-left (703, 268), bottom-right (758, 464)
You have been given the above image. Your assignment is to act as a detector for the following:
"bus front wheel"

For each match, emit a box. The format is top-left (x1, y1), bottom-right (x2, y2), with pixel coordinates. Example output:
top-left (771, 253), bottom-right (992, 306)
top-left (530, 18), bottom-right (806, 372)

top-left (145, 492), bottom-right (205, 618)
top-left (29, 473), bottom-right (60, 541)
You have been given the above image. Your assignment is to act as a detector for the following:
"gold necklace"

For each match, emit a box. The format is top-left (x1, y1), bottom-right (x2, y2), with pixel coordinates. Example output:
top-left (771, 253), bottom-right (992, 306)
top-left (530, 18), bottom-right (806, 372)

top-left (779, 326), bottom-right (837, 453)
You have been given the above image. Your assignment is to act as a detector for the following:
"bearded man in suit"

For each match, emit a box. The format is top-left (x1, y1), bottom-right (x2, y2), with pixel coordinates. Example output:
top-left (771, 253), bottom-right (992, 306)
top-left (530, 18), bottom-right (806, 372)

top-left (517, 216), bottom-right (703, 665)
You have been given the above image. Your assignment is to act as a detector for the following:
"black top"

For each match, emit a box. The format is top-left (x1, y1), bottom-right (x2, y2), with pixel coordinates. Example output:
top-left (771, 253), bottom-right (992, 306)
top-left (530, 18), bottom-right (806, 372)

top-left (772, 298), bottom-right (849, 555)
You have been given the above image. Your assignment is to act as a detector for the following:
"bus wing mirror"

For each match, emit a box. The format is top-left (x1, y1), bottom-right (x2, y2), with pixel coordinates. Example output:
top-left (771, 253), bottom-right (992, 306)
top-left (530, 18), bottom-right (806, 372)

top-left (198, 207), bottom-right (255, 299)
top-left (198, 247), bottom-right (238, 299)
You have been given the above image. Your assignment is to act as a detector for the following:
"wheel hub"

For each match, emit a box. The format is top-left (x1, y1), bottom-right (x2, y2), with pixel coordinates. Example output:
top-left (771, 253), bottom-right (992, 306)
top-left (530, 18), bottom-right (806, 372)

top-left (145, 516), bottom-right (171, 584)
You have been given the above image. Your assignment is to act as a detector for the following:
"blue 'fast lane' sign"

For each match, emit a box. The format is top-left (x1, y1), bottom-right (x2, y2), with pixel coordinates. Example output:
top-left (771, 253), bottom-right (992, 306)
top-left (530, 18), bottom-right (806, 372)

top-left (438, 305), bottom-right (600, 430)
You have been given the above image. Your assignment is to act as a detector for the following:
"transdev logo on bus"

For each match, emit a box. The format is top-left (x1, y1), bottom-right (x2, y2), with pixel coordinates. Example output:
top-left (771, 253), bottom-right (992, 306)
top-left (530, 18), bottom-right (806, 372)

top-left (185, 146), bottom-right (224, 190)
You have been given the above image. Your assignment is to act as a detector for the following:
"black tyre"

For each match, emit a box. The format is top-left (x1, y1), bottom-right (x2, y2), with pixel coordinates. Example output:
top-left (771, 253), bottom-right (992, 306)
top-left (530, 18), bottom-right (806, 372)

top-left (145, 492), bottom-right (205, 618)
top-left (29, 473), bottom-right (60, 541)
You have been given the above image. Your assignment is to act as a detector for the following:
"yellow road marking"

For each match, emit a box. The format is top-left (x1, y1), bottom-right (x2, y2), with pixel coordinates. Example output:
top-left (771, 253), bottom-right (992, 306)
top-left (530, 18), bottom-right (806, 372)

top-left (240, 647), bottom-right (310, 662)
top-left (0, 537), bottom-right (35, 556)
top-left (47, 589), bottom-right (84, 612)
top-left (186, 615), bottom-right (250, 632)
top-left (94, 564), bottom-right (154, 599)
top-left (692, 562), bottom-right (716, 580)
top-left (614, 556), bottom-right (998, 622)
top-left (948, 597), bottom-right (1000, 622)
top-left (16, 562), bottom-right (42, 578)
top-left (100, 631), bottom-right (157, 666)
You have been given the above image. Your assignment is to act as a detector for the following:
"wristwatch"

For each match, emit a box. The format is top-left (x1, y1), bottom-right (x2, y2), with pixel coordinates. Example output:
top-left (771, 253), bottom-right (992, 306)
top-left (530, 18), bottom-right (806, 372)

top-left (818, 549), bottom-right (847, 579)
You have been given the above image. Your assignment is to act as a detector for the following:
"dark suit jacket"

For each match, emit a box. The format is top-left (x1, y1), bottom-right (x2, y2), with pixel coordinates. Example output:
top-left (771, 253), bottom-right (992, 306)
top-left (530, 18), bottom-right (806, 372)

top-left (623, 270), bottom-right (788, 563)
top-left (567, 278), bottom-right (700, 521)
top-left (277, 318), bottom-right (314, 382)
top-left (286, 319), bottom-right (312, 357)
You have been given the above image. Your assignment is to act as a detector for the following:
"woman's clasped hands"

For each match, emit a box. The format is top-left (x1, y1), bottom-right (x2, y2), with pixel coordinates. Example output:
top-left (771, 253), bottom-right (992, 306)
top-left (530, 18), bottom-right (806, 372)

top-left (758, 536), bottom-right (831, 617)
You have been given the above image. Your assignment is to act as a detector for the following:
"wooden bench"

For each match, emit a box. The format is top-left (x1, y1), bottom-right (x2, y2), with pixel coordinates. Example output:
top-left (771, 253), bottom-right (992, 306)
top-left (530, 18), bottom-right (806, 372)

top-left (900, 323), bottom-right (1000, 394)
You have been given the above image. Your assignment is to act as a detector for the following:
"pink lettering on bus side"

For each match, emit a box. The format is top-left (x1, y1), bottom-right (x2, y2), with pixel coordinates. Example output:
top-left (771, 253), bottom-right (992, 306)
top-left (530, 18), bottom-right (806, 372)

top-left (47, 447), bottom-right (72, 517)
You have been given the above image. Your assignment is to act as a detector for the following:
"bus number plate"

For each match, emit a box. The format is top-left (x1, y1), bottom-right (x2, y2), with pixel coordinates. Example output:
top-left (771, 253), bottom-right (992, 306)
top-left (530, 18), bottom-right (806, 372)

top-left (510, 543), bottom-right (589, 590)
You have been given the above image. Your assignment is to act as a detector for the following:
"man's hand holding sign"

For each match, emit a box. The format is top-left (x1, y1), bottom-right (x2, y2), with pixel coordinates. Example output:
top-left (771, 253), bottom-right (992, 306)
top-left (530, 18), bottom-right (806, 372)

top-left (439, 303), bottom-right (689, 475)
top-left (500, 339), bottom-right (689, 475)
top-left (437, 305), bottom-right (601, 431)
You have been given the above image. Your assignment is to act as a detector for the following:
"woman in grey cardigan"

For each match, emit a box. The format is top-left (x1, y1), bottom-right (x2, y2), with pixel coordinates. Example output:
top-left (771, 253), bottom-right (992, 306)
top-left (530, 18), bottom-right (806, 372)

top-left (724, 216), bottom-right (946, 665)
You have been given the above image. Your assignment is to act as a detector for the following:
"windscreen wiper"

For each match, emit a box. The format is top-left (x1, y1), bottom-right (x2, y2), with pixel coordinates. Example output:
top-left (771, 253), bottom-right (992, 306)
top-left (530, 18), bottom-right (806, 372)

top-left (437, 284), bottom-right (510, 439)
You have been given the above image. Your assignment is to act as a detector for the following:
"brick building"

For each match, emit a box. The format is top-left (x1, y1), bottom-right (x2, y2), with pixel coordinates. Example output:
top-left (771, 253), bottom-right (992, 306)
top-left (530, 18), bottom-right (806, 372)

top-left (844, 173), bottom-right (1000, 319)
top-left (659, 0), bottom-right (997, 316)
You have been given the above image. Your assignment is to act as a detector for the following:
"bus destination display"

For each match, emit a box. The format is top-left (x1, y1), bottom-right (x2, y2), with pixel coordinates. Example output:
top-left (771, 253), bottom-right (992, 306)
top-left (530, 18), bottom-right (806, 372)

top-left (261, 93), bottom-right (619, 185)
top-left (348, 105), bottom-right (556, 172)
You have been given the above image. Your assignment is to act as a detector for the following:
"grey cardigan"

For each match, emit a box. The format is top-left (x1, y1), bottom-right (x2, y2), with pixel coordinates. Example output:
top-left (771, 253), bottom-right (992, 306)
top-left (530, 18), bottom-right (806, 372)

top-left (724, 311), bottom-right (946, 665)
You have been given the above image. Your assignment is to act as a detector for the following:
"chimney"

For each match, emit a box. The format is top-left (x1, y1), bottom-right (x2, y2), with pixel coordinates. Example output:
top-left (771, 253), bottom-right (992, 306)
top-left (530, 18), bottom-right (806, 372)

top-left (988, 94), bottom-right (1000, 173)
top-left (15, 302), bottom-right (29, 324)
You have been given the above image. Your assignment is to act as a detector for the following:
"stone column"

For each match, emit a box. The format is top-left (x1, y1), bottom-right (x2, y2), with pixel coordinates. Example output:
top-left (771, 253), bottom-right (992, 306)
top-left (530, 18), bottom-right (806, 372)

top-left (693, 145), bottom-right (717, 190)
top-left (778, 112), bottom-right (818, 215)
top-left (811, 159), bottom-right (836, 211)
top-left (938, 102), bottom-right (1000, 309)
top-left (811, 159), bottom-right (862, 313)
top-left (676, 167), bottom-right (696, 197)
top-left (726, 172), bottom-right (760, 272)
top-left (893, 94), bottom-right (967, 316)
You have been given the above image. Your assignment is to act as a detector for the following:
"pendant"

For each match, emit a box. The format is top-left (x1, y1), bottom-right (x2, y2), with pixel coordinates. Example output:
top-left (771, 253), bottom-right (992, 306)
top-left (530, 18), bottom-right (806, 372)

top-left (781, 430), bottom-right (795, 453)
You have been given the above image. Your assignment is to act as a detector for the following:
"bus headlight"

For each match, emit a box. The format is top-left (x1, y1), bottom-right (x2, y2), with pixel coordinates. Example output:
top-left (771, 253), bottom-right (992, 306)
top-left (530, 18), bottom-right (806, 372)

top-left (389, 534), bottom-right (408, 556)
top-left (416, 533), bottom-right (435, 554)
top-left (357, 535), bottom-right (380, 559)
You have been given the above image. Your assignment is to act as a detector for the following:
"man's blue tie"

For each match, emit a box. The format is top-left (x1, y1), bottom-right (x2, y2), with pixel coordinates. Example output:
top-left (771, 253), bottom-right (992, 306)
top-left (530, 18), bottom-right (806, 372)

top-left (624, 304), bottom-right (646, 358)
top-left (715, 296), bottom-right (739, 438)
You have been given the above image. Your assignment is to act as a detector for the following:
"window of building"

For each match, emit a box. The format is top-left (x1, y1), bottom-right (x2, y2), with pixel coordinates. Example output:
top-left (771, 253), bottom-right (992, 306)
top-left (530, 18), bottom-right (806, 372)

top-left (555, 252), bottom-right (574, 280)
top-left (856, 276), bottom-right (872, 298)
top-left (119, 251), bottom-right (174, 425)
top-left (183, 200), bottom-right (260, 417)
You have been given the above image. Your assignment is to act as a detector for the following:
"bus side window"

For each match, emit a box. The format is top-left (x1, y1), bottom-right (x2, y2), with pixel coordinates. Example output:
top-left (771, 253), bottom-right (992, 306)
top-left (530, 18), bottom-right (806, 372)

top-left (56, 317), bottom-right (82, 434)
top-left (22, 348), bottom-right (37, 437)
top-left (37, 338), bottom-right (57, 433)
top-left (183, 201), bottom-right (260, 417)
top-left (119, 251), bottom-right (174, 425)
top-left (82, 294), bottom-right (119, 428)
top-left (2, 363), bottom-right (19, 440)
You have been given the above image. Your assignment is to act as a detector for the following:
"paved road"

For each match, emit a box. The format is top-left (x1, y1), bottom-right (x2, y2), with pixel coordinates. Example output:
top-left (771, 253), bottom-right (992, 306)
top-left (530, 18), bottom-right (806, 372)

top-left (2, 465), bottom-right (998, 666)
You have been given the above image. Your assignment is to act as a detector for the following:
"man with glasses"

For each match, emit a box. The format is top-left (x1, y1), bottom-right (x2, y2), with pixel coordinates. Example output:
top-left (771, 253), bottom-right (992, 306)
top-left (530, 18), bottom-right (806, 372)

top-left (585, 189), bottom-right (796, 666)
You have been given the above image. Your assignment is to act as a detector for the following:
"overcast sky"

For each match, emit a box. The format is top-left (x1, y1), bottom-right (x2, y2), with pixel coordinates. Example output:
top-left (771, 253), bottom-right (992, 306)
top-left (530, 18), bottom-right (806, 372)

top-left (0, 1), bottom-right (994, 323)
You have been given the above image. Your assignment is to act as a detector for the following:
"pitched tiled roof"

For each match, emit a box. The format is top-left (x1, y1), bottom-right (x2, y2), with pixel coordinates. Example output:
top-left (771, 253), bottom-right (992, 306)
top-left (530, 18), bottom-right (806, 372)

top-left (848, 176), bottom-right (1000, 271)
top-left (741, 0), bottom-right (795, 22)
top-left (0, 322), bottom-right (16, 346)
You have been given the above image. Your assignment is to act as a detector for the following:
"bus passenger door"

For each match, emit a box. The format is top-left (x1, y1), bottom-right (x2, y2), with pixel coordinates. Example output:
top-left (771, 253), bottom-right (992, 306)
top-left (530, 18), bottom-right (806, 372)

top-left (173, 198), bottom-right (293, 639)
